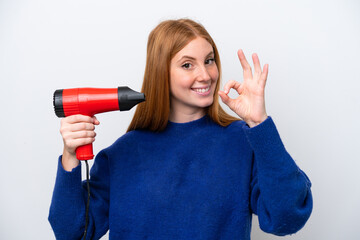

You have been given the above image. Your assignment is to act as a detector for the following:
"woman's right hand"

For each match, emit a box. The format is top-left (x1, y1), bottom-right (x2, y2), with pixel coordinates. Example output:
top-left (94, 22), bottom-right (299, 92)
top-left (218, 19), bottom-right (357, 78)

top-left (59, 114), bottom-right (100, 171)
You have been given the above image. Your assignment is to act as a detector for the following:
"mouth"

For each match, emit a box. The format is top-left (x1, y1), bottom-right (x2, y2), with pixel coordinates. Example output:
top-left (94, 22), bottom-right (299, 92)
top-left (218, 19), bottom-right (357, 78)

top-left (191, 86), bottom-right (211, 95)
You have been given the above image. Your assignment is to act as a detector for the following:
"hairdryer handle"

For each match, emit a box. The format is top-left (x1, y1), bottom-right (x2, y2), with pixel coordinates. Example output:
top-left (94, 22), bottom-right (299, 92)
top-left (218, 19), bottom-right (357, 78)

top-left (76, 143), bottom-right (94, 160)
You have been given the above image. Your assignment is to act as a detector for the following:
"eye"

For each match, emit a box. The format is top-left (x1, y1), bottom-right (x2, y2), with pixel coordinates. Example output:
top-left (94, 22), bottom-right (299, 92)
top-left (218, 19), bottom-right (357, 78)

top-left (182, 63), bottom-right (192, 69)
top-left (205, 58), bottom-right (215, 65)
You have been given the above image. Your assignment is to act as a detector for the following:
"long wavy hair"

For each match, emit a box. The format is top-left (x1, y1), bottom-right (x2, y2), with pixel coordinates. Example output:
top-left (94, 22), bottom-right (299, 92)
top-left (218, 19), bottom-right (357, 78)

top-left (127, 19), bottom-right (239, 132)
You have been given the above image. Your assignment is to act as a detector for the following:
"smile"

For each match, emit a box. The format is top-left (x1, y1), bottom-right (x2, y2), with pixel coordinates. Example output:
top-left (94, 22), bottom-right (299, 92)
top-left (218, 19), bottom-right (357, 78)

top-left (191, 86), bottom-right (211, 95)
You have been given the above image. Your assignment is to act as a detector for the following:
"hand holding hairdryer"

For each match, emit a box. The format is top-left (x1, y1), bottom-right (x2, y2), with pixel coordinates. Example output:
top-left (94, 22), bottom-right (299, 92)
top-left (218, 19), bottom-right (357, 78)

top-left (53, 87), bottom-right (145, 160)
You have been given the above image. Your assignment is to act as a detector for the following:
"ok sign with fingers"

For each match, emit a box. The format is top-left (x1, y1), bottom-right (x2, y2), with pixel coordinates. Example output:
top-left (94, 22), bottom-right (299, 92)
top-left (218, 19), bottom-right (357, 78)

top-left (219, 49), bottom-right (269, 128)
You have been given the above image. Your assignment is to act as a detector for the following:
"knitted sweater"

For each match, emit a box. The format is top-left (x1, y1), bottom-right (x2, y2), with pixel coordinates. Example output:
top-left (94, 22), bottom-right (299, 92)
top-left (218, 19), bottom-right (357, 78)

top-left (48, 116), bottom-right (312, 240)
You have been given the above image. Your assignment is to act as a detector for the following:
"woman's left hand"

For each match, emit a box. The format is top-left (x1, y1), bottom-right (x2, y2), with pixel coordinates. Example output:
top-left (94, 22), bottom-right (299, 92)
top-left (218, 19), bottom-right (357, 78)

top-left (219, 49), bottom-right (269, 128)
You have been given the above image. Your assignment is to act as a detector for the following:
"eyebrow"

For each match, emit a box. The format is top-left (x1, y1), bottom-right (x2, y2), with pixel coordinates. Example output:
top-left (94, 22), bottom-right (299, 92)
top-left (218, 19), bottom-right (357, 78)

top-left (176, 51), bottom-right (214, 63)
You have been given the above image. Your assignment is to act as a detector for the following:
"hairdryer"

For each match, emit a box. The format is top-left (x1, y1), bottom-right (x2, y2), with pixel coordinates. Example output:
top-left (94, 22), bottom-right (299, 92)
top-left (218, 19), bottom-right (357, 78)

top-left (53, 87), bottom-right (145, 160)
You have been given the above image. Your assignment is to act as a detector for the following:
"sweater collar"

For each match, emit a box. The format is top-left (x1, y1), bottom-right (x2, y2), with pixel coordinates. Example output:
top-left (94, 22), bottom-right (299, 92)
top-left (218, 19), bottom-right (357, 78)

top-left (166, 114), bottom-right (210, 131)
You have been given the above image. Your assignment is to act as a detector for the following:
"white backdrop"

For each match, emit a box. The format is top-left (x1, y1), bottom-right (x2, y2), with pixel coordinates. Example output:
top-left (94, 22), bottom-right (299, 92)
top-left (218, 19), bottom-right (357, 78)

top-left (1, 0), bottom-right (359, 239)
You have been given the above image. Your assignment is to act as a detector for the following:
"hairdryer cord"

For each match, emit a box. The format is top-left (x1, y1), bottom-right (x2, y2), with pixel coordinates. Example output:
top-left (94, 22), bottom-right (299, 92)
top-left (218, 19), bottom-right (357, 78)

top-left (83, 160), bottom-right (91, 240)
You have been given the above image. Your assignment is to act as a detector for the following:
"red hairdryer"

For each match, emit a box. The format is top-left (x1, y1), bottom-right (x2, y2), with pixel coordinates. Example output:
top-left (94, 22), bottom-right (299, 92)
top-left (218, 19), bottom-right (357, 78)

top-left (53, 87), bottom-right (145, 160)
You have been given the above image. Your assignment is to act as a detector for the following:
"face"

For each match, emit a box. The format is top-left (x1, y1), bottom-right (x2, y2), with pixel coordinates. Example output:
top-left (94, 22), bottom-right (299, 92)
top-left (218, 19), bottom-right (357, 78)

top-left (169, 37), bottom-right (219, 116)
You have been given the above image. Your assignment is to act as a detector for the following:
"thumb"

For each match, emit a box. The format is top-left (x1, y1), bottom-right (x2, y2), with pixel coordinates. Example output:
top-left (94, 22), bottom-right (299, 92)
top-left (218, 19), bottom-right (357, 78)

top-left (92, 116), bottom-right (100, 125)
top-left (218, 91), bottom-right (231, 106)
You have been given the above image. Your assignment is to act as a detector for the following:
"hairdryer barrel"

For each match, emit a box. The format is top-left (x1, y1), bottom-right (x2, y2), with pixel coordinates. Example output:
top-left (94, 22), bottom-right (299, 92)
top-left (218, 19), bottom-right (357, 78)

top-left (53, 86), bottom-right (145, 160)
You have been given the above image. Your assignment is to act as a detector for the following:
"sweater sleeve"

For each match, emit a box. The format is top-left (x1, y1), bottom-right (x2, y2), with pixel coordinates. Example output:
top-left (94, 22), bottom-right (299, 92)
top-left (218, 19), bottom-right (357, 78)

top-left (243, 116), bottom-right (313, 236)
top-left (48, 150), bottom-right (110, 240)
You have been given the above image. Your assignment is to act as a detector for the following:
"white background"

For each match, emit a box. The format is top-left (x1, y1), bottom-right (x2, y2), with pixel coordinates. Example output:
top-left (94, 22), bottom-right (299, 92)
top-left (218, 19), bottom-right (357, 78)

top-left (1, 0), bottom-right (359, 239)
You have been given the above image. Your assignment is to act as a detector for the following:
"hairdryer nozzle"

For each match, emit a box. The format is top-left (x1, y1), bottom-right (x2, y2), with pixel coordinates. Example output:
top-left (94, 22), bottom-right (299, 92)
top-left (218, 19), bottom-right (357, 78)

top-left (118, 87), bottom-right (145, 111)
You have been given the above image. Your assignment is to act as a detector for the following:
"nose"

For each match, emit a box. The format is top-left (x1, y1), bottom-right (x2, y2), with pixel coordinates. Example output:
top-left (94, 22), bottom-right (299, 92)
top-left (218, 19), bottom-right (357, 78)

top-left (196, 64), bottom-right (211, 82)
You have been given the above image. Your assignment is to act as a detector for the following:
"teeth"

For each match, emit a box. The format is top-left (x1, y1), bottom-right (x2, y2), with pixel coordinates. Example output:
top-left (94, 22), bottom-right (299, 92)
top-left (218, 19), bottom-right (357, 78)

top-left (194, 87), bottom-right (210, 93)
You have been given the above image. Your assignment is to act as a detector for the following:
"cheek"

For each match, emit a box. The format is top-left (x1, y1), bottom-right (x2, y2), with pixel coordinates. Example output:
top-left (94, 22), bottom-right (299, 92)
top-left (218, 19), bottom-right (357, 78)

top-left (170, 71), bottom-right (191, 98)
top-left (171, 71), bottom-right (193, 89)
top-left (210, 67), bottom-right (219, 83)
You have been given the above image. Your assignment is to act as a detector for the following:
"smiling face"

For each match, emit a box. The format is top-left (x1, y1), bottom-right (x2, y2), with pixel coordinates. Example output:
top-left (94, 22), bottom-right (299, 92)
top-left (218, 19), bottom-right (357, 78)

top-left (169, 37), bottom-right (219, 120)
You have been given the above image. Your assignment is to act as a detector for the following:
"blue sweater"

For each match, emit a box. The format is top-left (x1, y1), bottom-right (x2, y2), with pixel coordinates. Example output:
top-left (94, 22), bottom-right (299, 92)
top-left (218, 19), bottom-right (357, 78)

top-left (49, 116), bottom-right (312, 240)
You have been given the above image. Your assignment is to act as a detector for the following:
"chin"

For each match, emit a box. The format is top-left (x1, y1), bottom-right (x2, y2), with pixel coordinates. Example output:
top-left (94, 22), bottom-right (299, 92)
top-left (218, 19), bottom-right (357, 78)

top-left (199, 98), bottom-right (214, 108)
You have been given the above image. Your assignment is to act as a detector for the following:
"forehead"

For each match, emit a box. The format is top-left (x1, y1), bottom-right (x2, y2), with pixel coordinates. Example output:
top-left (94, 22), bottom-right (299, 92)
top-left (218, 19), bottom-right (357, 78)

top-left (173, 37), bottom-right (213, 60)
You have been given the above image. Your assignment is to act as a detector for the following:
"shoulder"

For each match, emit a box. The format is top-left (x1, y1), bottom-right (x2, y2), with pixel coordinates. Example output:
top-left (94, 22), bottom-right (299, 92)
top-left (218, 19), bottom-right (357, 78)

top-left (114, 129), bottom-right (153, 146)
top-left (101, 129), bottom-right (150, 155)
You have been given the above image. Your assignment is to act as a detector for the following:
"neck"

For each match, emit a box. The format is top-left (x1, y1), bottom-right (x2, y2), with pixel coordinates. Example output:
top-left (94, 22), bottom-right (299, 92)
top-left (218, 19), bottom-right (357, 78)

top-left (169, 108), bottom-right (205, 123)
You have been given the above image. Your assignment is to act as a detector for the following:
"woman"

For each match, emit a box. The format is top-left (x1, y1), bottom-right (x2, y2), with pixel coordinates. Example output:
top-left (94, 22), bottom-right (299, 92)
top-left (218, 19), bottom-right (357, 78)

top-left (49, 19), bottom-right (312, 240)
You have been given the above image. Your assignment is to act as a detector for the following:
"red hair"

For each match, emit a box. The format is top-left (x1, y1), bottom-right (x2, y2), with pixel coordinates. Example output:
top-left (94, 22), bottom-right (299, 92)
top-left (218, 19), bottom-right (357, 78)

top-left (127, 19), bottom-right (238, 132)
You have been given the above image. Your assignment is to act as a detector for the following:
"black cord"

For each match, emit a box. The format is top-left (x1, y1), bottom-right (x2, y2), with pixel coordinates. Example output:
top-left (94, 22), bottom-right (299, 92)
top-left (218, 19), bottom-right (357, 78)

top-left (83, 160), bottom-right (91, 240)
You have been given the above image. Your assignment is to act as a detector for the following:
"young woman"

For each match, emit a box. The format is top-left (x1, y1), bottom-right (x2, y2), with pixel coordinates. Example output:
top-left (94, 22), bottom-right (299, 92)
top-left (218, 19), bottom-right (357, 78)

top-left (49, 19), bottom-right (312, 240)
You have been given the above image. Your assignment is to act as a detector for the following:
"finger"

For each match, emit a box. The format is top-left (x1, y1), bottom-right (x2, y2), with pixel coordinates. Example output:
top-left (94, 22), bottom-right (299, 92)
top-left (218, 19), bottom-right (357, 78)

top-left (218, 91), bottom-right (231, 105)
top-left (64, 115), bottom-right (95, 124)
top-left (92, 116), bottom-right (100, 125)
top-left (62, 122), bottom-right (95, 134)
top-left (237, 49), bottom-right (253, 80)
top-left (252, 53), bottom-right (262, 77)
top-left (223, 80), bottom-right (242, 95)
top-left (260, 64), bottom-right (269, 87)
top-left (218, 91), bottom-right (235, 110)
top-left (65, 130), bottom-right (96, 140)
top-left (65, 137), bottom-right (96, 150)
top-left (71, 122), bottom-right (96, 132)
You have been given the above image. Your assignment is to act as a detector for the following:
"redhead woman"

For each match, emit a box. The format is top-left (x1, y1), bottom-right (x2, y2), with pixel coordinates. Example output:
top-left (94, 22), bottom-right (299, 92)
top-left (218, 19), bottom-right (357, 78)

top-left (49, 19), bottom-right (312, 240)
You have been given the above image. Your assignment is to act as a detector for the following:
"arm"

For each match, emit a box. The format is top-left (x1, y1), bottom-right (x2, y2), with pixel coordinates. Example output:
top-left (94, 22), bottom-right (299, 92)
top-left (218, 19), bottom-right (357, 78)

top-left (48, 151), bottom-right (110, 240)
top-left (219, 51), bottom-right (312, 234)
top-left (244, 117), bottom-right (312, 235)
top-left (48, 115), bottom-right (109, 240)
